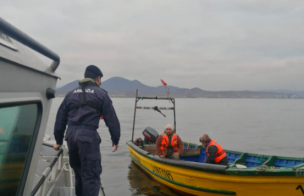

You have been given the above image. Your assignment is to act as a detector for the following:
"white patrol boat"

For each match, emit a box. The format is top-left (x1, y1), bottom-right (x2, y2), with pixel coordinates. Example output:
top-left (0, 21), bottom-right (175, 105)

top-left (0, 17), bottom-right (105, 196)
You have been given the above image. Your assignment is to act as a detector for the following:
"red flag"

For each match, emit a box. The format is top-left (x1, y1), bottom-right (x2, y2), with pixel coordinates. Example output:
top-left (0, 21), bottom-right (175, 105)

top-left (161, 79), bottom-right (167, 86)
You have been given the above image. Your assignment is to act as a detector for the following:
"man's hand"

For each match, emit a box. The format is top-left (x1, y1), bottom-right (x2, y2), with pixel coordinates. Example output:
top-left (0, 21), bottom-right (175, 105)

top-left (173, 152), bottom-right (180, 156)
top-left (53, 144), bottom-right (61, 151)
top-left (159, 154), bottom-right (165, 158)
top-left (112, 142), bottom-right (119, 152)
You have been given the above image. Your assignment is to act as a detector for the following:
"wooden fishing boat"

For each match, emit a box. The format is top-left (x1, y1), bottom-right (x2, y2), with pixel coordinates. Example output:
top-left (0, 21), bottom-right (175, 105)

top-left (127, 91), bottom-right (304, 196)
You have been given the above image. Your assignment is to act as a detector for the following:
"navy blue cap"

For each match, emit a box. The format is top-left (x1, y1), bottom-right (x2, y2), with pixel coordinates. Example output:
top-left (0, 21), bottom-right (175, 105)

top-left (84, 65), bottom-right (103, 78)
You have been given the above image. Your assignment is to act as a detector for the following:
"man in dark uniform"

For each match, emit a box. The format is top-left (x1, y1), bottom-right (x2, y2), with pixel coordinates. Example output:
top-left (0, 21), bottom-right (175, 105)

top-left (53, 65), bottom-right (120, 196)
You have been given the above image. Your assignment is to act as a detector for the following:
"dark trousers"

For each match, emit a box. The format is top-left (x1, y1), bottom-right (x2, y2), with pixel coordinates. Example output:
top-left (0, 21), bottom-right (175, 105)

top-left (165, 148), bottom-right (180, 160)
top-left (65, 125), bottom-right (102, 196)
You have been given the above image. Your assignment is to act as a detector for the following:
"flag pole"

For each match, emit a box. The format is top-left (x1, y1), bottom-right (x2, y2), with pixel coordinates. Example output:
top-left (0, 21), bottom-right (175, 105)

top-left (161, 79), bottom-right (169, 97)
top-left (165, 85), bottom-right (168, 98)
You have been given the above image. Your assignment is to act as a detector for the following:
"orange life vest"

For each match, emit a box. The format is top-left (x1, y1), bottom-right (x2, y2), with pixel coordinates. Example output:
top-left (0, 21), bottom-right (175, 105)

top-left (205, 140), bottom-right (227, 163)
top-left (160, 133), bottom-right (178, 151)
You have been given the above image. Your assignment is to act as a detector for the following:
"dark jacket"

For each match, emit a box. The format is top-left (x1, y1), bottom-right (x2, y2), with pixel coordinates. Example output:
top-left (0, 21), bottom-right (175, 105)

top-left (206, 145), bottom-right (228, 165)
top-left (54, 79), bottom-right (120, 145)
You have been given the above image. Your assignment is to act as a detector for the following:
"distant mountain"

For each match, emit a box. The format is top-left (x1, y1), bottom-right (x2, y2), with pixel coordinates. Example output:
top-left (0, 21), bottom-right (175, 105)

top-left (56, 80), bottom-right (80, 95)
top-left (259, 90), bottom-right (304, 96)
top-left (55, 77), bottom-right (304, 99)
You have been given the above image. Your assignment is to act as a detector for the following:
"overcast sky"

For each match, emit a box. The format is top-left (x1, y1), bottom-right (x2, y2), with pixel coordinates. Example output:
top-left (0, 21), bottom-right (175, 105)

top-left (1, 0), bottom-right (304, 91)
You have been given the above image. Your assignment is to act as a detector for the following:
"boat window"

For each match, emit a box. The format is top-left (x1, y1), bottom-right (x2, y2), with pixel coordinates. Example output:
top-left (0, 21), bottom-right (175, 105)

top-left (0, 31), bottom-right (18, 51)
top-left (0, 103), bottom-right (40, 196)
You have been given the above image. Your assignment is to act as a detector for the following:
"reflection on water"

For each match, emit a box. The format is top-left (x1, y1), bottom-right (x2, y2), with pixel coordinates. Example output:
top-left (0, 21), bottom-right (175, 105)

top-left (128, 161), bottom-right (183, 196)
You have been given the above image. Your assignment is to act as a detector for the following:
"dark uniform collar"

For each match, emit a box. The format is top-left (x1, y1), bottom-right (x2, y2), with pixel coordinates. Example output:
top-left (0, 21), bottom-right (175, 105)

top-left (79, 78), bottom-right (99, 87)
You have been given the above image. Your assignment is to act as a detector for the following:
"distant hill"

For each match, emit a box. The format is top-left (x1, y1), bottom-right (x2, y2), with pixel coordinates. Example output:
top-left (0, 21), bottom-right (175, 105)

top-left (259, 90), bottom-right (304, 96)
top-left (55, 77), bottom-right (304, 99)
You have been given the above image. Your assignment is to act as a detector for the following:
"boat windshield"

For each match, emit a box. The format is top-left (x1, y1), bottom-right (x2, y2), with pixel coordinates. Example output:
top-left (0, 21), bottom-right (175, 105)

top-left (0, 103), bottom-right (40, 196)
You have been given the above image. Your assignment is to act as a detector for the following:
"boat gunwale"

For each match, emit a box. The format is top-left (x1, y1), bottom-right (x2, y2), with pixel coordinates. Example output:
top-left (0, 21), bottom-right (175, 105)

top-left (127, 140), bottom-right (304, 176)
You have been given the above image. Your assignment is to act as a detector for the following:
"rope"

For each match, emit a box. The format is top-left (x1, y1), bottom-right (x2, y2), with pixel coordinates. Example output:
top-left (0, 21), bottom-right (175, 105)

top-left (256, 165), bottom-right (269, 171)
top-left (256, 165), bottom-right (276, 171)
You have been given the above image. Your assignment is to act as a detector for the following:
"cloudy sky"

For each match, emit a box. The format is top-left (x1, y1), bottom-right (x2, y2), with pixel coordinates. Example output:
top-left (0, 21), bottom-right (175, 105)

top-left (1, 0), bottom-right (304, 91)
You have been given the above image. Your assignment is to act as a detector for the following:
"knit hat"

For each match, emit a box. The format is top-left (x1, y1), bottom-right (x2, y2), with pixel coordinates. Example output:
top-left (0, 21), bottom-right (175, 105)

top-left (84, 65), bottom-right (103, 79)
top-left (165, 124), bottom-right (173, 130)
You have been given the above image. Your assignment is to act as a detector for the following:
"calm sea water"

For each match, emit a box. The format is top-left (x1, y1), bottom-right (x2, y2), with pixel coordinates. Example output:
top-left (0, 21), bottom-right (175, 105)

top-left (45, 98), bottom-right (304, 196)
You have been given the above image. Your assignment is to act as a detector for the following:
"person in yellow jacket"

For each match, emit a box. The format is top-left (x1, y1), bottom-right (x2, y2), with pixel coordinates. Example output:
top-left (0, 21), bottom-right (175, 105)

top-left (200, 134), bottom-right (228, 165)
top-left (155, 124), bottom-right (184, 160)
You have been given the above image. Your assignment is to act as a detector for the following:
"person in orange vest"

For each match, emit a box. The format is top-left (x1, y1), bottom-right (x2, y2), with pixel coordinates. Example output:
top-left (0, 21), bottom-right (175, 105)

top-left (155, 124), bottom-right (184, 160)
top-left (200, 134), bottom-right (228, 165)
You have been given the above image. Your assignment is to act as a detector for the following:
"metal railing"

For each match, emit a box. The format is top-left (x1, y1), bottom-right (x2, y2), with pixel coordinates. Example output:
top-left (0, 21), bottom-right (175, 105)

top-left (0, 17), bottom-right (60, 72)
top-left (135, 96), bottom-right (175, 101)
top-left (31, 143), bottom-right (63, 196)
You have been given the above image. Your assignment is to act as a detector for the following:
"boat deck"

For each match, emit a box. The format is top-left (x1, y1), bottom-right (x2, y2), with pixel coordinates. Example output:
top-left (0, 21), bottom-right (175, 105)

top-left (31, 142), bottom-right (76, 196)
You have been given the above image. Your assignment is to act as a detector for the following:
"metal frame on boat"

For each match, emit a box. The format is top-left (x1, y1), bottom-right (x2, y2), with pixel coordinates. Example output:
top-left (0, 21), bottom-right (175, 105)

top-left (131, 89), bottom-right (176, 141)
